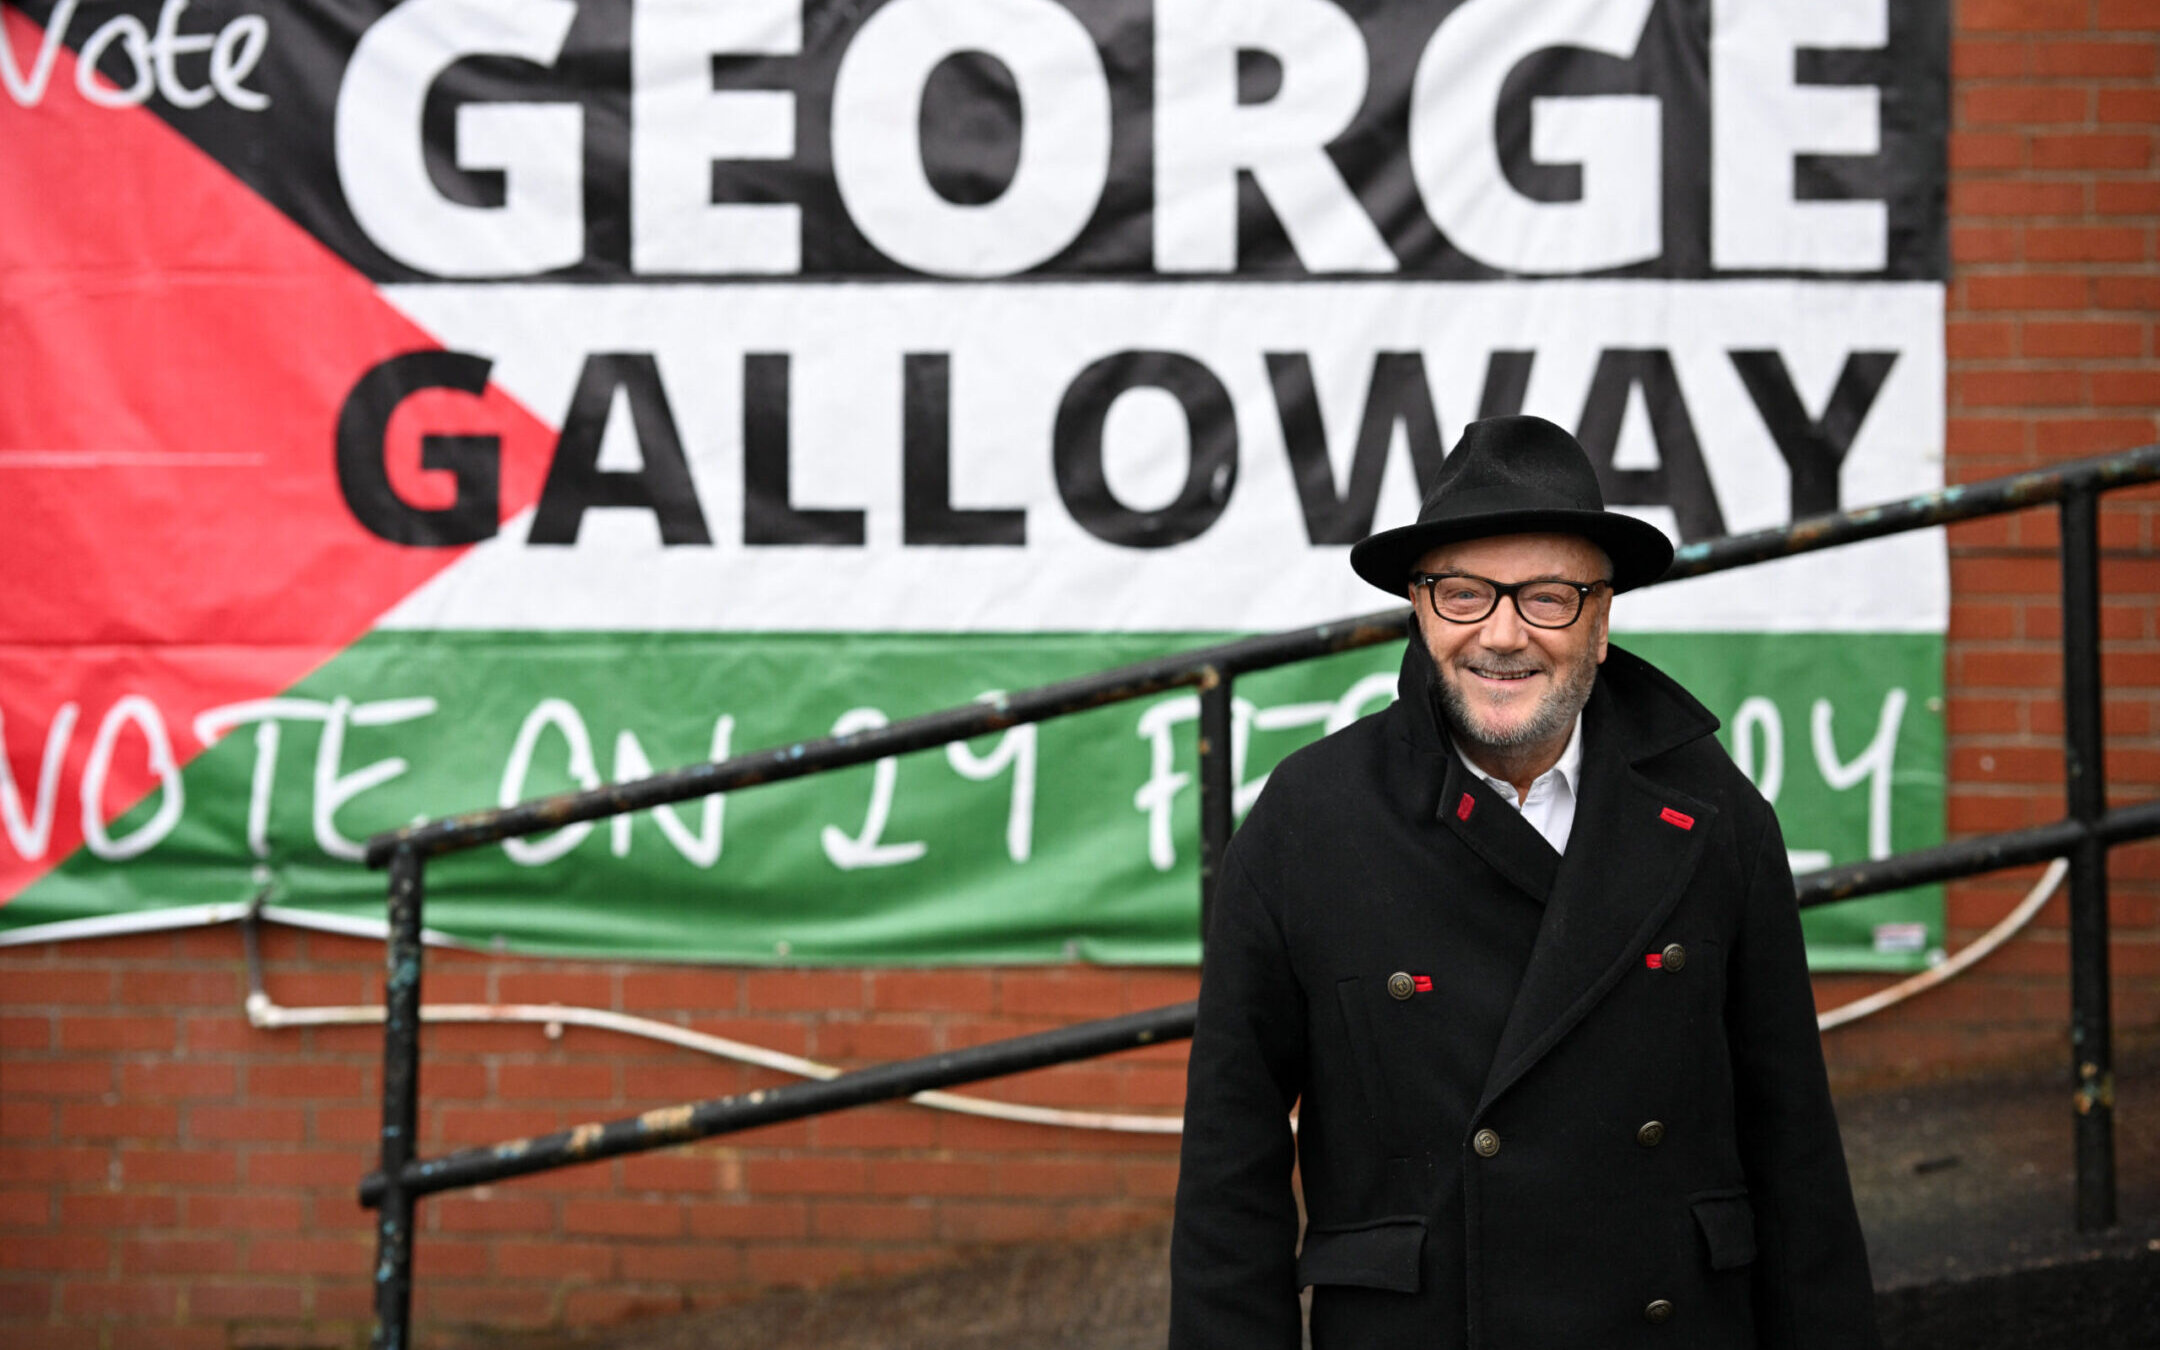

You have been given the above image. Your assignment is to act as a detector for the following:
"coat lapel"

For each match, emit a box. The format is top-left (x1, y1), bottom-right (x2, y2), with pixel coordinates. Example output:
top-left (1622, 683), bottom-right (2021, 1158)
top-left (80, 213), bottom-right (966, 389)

top-left (1473, 664), bottom-right (1719, 1117)
top-left (1400, 639), bottom-right (1564, 903)
top-left (1438, 752), bottom-right (1560, 904)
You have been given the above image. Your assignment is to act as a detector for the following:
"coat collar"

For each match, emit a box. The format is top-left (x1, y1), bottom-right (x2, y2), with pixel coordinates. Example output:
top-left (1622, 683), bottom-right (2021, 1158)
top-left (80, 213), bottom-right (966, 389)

top-left (1387, 634), bottom-right (1730, 1120)
top-left (1573, 643), bottom-right (1723, 767)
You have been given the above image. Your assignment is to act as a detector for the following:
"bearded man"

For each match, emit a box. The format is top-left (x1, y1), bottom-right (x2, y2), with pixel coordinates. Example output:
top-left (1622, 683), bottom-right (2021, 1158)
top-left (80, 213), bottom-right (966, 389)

top-left (1168, 415), bottom-right (1880, 1349)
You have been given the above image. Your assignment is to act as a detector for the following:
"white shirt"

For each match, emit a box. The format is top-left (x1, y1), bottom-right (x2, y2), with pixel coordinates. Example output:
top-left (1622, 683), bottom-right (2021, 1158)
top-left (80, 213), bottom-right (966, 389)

top-left (1453, 715), bottom-right (1584, 854)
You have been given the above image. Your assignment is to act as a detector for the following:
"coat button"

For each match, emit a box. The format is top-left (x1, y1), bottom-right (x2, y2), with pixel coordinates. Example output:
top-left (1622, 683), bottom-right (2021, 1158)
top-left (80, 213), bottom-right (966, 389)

top-left (1644, 1299), bottom-right (1675, 1325)
top-left (1387, 971), bottom-right (1415, 1000)
top-left (1472, 1128), bottom-right (1501, 1158)
top-left (1660, 943), bottom-right (1687, 972)
top-left (1637, 1120), bottom-right (1666, 1148)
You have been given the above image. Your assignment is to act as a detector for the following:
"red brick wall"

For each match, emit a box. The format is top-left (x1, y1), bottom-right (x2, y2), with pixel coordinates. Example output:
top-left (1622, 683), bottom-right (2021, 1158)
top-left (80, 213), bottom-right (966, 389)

top-left (3, 4), bottom-right (2157, 1348)
top-left (2, 927), bottom-right (1196, 1349)
top-left (1811, 0), bottom-right (2160, 1070)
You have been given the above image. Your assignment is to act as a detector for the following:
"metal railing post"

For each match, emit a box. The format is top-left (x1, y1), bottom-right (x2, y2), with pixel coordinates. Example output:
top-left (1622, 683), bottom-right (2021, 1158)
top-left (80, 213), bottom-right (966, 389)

top-left (2059, 486), bottom-right (2116, 1232)
top-left (371, 847), bottom-right (427, 1349)
top-left (1196, 670), bottom-right (1236, 950)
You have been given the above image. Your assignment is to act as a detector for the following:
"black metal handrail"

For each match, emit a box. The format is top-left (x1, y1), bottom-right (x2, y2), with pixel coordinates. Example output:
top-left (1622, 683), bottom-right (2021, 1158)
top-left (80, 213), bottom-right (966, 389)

top-left (357, 1001), bottom-right (1197, 1207)
top-left (358, 443), bottom-right (2160, 1350)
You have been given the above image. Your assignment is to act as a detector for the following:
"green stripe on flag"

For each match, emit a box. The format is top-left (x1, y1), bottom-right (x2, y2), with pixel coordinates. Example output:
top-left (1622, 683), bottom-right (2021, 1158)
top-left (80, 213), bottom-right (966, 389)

top-left (7, 632), bottom-right (1941, 969)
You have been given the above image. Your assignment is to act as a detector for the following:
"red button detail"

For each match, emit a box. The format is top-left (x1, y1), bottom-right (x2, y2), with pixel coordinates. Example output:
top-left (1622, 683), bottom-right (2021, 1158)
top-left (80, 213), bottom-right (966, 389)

top-left (1413, 975), bottom-right (1433, 992)
top-left (1457, 793), bottom-right (1475, 821)
top-left (1645, 953), bottom-right (1664, 969)
top-left (1659, 807), bottom-right (1695, 830)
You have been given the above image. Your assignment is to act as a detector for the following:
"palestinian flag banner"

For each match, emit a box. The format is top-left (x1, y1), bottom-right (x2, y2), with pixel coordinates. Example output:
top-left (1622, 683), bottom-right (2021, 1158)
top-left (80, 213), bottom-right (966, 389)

top-left (2, 0), bottom-right (1948, 968)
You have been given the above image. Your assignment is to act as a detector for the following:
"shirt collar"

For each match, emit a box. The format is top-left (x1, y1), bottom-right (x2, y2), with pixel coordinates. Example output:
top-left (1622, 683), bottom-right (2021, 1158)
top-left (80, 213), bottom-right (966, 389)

top-left (1551, 714), bottom-right (1584, 796)
top-left (1455, 714), bottom-right (1584, 805)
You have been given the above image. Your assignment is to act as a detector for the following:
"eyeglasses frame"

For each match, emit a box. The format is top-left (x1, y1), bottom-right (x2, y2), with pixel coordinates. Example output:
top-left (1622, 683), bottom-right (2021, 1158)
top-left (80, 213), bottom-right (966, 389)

top-left (1409, 571), bottom-right (1613, 630)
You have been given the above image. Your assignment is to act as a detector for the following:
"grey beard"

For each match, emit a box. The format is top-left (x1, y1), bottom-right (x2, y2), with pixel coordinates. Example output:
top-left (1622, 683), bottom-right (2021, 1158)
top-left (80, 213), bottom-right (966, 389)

top-left (1432, 648), bottom-right (1598, 753)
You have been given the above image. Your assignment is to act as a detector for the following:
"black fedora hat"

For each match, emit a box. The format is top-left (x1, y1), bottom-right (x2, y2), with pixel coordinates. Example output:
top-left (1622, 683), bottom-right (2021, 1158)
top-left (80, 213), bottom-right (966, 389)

top-left (1349, 414), bottom-right (1674, 596)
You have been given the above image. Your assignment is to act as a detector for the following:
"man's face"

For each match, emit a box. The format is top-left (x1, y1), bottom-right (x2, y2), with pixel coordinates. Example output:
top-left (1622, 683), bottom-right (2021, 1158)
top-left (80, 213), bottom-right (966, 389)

top-left (1411, 532), bottom-right (1613, 754)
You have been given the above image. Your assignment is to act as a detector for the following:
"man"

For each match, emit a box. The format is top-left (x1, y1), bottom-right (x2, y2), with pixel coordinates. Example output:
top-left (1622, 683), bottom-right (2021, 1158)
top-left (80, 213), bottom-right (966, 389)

top-left (1169, 415), bottom-right (1879, 1348)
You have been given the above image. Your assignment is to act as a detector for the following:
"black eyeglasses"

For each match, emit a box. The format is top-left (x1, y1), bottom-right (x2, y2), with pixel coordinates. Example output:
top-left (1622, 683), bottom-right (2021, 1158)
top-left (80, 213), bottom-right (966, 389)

top-left (1410, 572), bottom-right (1611, 629)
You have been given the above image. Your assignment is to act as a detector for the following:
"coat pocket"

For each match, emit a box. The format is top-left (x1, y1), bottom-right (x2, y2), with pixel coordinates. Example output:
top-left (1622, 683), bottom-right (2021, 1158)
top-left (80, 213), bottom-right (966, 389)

top-left (1333, 977), bottom-right (1409, 1154)
top-left (1689, 1191), bottom-right (1757, 1271)
top-left (1297, 1215), bottom-right (1426, 1293)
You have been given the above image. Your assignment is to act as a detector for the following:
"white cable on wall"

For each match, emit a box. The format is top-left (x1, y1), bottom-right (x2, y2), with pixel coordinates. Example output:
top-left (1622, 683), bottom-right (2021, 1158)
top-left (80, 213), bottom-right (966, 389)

top-left (17, 860), bottom-right (2074, 1135)
top-left (1815, 856), bottom-right (2068, 1032)
top-left (242, 858), bottom-right (2067, 1136)
top-left (245, 982), bottom-right (1186, 1135)
top-left (0, 901), bottom-right (463, 948)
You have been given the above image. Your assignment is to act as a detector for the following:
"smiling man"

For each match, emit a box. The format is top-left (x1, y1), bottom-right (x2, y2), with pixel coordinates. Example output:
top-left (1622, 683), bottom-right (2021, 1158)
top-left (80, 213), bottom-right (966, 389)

top-left (1169, 416), bottom-right (1880, 1349)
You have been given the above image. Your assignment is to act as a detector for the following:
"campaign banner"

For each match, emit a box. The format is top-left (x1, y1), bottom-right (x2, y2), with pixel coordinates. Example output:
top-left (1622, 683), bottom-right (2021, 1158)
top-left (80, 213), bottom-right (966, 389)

top-left (2, 0), bottom-right (1948, 967)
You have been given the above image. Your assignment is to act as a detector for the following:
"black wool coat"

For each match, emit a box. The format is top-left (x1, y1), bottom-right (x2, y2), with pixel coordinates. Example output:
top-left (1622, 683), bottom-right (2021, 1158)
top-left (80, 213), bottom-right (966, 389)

top-left (1169, 640), bottom-right (1880, 1350)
